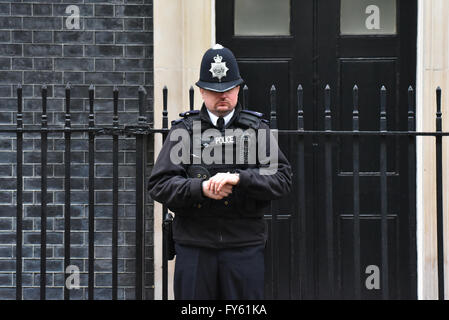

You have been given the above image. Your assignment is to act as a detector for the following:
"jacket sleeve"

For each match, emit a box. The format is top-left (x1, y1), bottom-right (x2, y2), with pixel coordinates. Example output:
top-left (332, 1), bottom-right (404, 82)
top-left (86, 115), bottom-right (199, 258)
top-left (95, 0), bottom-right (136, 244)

top-left (148, 125), bottom-right (206, 208)
top-left (235, 123), bottom-right (292, 200)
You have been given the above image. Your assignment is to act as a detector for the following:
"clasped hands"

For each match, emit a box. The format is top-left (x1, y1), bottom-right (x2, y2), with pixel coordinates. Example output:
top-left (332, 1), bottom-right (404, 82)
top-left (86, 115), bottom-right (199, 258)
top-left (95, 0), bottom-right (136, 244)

top-left (201, 172), bottom-right (240, 200)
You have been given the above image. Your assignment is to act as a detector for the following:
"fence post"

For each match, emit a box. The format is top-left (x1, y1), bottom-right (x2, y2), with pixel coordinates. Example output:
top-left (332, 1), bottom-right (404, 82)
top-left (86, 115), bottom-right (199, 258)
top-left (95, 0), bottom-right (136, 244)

top-left (407, 86), bottom-right (417, 297)
top-left (88, 84), bottom-right (95, 300)
top-left (64, 83), bottom-right (72, 300)
top-left (435, 86), bottom-right (445, 300)
top-left (324, 84), bottom-right (335, 298)
top-left (161, 86), bottom-right (169, 300)
top-left (352, 85), bottom-right (361, 299)
top-left (296, 84), bottom-right (307, 299)
top-left (16, 84), bottom-right (23, 301)
top-left (269, 85), bottom-right (278, 299)
top-left (40, 85), bottom-right (48, 300)
top-left (135, 86), bottom-right (148, 300)
top-left (379, 85), bottom-right (389, 300)
top-left (112, 86), bottom-right (119, 300)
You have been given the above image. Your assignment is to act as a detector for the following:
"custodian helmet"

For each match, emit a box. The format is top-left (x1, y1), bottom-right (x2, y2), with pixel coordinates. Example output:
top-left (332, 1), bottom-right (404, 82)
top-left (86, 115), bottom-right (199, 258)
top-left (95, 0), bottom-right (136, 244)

top-left (195, 44), bottom-right (244, 93)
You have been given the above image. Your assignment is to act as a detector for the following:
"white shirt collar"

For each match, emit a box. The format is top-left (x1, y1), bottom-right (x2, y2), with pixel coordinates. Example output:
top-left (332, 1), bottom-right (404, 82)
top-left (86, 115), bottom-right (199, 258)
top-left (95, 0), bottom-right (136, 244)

top-left (207, 109), bottom-right (235, 127)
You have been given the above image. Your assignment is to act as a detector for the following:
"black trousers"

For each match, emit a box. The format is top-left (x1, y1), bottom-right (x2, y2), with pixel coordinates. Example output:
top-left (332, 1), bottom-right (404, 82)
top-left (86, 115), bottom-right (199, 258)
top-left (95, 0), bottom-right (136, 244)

top-left (174, 243), bottom-right (265, 300)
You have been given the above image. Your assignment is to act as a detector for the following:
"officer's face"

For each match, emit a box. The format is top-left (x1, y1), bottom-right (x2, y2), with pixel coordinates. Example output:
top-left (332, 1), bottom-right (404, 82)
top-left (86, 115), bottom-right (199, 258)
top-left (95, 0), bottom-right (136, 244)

top-left (200, 86), bottom-right (240, 117)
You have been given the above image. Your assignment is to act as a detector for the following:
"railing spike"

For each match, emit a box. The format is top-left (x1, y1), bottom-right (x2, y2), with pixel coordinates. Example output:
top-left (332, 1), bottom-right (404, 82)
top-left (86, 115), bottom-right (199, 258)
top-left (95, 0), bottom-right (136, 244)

top-left (65, 83), bottom-right (71, 115)
top-left (89, 84), bottom-right (94, 114)
top-left (353, 84), bottom-right (359, 110)
top-left (138, 86), bottom-right (147, 120)
top-left (242, 84), bottom-right (249, 109)
top-left (163, 86), bottom-right (168, 111)
top-left (270, 84), bottom-right (277, 129)
top-left (189, 86), bottom-right (194, 111)
top-left (408, 86), bottom-right (415, 112)
top-left (436, 87), bottom-right (442, 118)
top-left (113, 86), bottom-right (119, 123)
top-left (324, 85), bottom-right (331, 131)
top-left (408, 85), bottom-right (415, 132)
top-left (41, 85), bottom-right (47, 115)
top-left (162, 86), bottom-right (168, 129)
top-left (297, 84), bottom-right (304, 131)
top-left (353, 85), bottom-right (359, 132)
top-left (380, 86), bottom-right (387, 132)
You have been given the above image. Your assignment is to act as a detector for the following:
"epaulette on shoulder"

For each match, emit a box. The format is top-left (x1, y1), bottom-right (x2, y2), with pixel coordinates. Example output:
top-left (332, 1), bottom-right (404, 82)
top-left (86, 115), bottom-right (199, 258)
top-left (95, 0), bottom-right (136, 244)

top-left (179, 110), bottom-right (200, 117)
top-left (171, 110), bottom-right (200, 127)
top-left (237, 109), bottom-right (266, 129)
top-left (240, 109), bottom-right (264, 118)
top-left (171, 110), bottom-right (200, 131)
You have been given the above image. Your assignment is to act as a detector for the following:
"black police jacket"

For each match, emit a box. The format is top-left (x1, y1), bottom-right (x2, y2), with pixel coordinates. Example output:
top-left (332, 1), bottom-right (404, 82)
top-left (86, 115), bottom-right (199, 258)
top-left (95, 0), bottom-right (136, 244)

top-left (148, 103), bottom-right (292, 248)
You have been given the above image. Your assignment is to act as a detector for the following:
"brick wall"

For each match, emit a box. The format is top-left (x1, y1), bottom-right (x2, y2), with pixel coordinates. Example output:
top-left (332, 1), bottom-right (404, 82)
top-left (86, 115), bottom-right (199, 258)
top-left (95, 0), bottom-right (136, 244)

top-left (0, 0), bottom-right (154, 299)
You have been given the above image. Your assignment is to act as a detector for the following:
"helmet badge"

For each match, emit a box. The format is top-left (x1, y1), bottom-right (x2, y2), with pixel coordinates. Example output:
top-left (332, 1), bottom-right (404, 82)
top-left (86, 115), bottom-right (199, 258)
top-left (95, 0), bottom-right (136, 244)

top-left (209, 54), bottom-right (229, 82)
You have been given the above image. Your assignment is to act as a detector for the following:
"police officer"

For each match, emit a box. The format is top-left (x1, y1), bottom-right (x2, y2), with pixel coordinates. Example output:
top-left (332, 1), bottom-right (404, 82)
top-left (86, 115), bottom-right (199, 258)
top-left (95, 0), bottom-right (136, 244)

top-left (148, 44), bottom-right (292, 300)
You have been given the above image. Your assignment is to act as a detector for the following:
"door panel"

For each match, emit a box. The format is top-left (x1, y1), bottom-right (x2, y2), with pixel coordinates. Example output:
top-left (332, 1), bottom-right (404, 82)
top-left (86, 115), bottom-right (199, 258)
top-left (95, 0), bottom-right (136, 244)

top-left (338, 59), bottom-right (398, 174)
top-left (339, 214), bottom-right (399, 299)
top-left (216, 0), bottom-right (417, 299)
top-left (238, 59), bottom-right (291, 129)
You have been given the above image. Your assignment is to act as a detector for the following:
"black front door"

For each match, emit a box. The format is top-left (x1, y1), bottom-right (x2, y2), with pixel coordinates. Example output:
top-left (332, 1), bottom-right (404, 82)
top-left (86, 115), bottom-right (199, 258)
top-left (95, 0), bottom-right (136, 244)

top-left (216, 0), bottom-right (417, 299)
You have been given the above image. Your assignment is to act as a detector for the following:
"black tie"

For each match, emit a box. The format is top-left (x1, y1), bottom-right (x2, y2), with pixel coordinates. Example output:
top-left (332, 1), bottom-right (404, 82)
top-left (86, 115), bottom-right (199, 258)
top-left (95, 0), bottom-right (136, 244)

top-left (217, 117), bottom-right (225, 130)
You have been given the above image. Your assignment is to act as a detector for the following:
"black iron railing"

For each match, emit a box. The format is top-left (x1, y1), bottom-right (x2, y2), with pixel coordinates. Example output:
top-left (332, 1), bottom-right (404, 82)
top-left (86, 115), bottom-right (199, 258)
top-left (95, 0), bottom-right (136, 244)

top-left (1, 82), bottom-right (447, 300)
top-left (3, 83), bottom-right (158, 300)
top-left (156, 84), bottom-right (445, 300)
